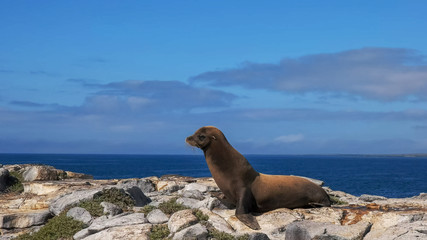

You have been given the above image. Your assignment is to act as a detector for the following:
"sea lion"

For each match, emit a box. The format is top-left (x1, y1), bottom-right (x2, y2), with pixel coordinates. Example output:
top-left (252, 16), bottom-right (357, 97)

top-left (186, 126), bottom-right (331, 230)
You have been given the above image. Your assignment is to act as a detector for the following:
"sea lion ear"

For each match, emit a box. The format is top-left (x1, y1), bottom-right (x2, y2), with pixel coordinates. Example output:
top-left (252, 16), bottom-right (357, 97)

top-left (211, 136), bottom-right (216, 140)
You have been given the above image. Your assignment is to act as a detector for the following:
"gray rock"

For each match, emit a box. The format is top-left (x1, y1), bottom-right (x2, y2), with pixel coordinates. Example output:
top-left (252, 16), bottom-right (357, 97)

top-left (156, 180), bottom-right (186, 193)
top-left (49, 188), bottom-right (102, 215)
top-left (177, 197), bottom-right (202, 209)
top-left (168, 209), bottom-right (198, 233)
top-left (117, 178), bottom-right (155, 193)
top-left (285, 220), bottom-right (372, 240)
top-left (181, 190), bottom-right (205, 200)
top-left (101, 202), bottom-right (123, 216)
top-left (123, 186), bottom-right (151, 207)
top-left (182, 183), bottom-right (210, 193)
top-left (147, 209), bottom-right (169, 224)
top-left (0, 168), bottom-right (9, 192)
top-left (22, 165), bottom-right (65, 181)
top-left (364, 212), bottom-right (426, 240)
top-left (360, 194), bottom-right (387, 202)
top-left (206, 196), bottom-right (222, 210)
top-left (199, 208), bottom-right (234, 234)
top-left (73, 228), bottom-right (91, 240)
top-left (67, 207), bottom-right (92, 225)
top-left (82, 223), bottom-right (152, 240)
top-left (0, 210), bottom-right (52, 229)
top-left (88, 213), bottom-right (148, 233)
top-left (172, 223), bottom-right (208, 240)
top-left (413, 192), bottom-right (427, 199)
top-left (248, 232), bottom-right (270, 240)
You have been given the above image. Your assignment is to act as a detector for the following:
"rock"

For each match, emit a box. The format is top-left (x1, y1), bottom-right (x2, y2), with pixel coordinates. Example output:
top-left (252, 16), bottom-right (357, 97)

top-left (182, 183), bottom-right (210, 193)
top-left (172, 223), bottom-right (208, 240)
top-left (147, 209), bottom-right (169, 224)
top-left (67, 207), bottom-right (92, 225)
top-left (214, 208), bottom-right (299, 236)
top-left (248, 232), bottom-right (270, 240)
top-left (414, 193), bottom-right (427, 200)
top-left (74, 228), bottom-right (91, 240)
top-left (0, 168), bottom-right (9, 192)
top-left (156, 180), bottom-right (185, 193)
top-left (168, 209), bottom-right (198, 233)
top-left (364, 211), bottom-right (426, 240)
top-left (82, 223), bottom-right (152, 240)
top-left (22, 165), bottom-right (66, 182)
top-left (2, 165), bottom-right (427, 240)
top-left (365, 221), bottom-right (427, 240)
top-left (117, 178), bottom-right (155, 193)
top-left (122, 186), bottom-right (151, 207)
top-left (0, 210), bottom-right (52, 229)
top-left (295, 207), bottom-right (344, 225)
top-left (88, 213), bottom-right (147, 233)
top-left (49, 188), bottom-right (102, 215)
top-left (65, 171), bottom-right (93, 179)
top-left (199, 208), bottom-right (234, 234)
top-left (23, 182), bottom-right (65, 195)
top-left (101, 202), bottom-right (123, 216)
top-left (285, 220), bottom-right (372, 240)
top-left (177, 197), bottom-right (203, 209)
top-left (360, 194), bottom-right (388, 202)
top-left (181, 190), bottom-right (205, 200)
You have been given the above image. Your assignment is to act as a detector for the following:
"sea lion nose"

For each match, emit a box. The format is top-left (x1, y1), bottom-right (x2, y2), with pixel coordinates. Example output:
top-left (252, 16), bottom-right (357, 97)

top-left (186, 136), bottom-right (193, 143)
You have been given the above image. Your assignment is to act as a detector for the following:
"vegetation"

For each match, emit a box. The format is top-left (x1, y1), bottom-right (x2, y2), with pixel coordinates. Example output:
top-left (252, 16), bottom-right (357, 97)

top-left (77, 199), bottom-right (104, 217)
top-left (208, 228), bottom-right (249, 240)
top-left (5, 171), bottom-right (24, 193)
top-left (94, 188), bottom-right (135, 210)
top-left (148, 224), bottom-right (170, 240)
top-left (14, 213), bottom-right (85, 240)
top-left (75, 187), bottom-right (135, 217)
top-left (139, 204), bottom-right (156, 215)
top-left (158, 198), bottom-right (189, 215)
top-left (193, 209), bottom-right (209, 222)
top-left (329, 195), bottom-right (348, 205)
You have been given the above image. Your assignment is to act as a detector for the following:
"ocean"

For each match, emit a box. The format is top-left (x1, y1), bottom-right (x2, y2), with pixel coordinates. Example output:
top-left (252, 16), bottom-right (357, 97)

top-left (1, 154), bottom-right (426, 198)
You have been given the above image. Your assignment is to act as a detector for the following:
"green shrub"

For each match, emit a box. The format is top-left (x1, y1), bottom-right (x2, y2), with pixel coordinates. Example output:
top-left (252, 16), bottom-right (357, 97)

top-left (77, 199), bottom-right (104, 217)
top-left (75, 188), bottom-right (135, 217)
top-left (139, 204), bottom-right (156, 215)
top-left (5, 171), bottom-right (24, 193)
top-left (14, 213), bottom-right (85, 240)
top-left (329, 195), bottom-right (348, 205)
top-left (193, 209), bottom-right (209, 222)
top-left (158, 198), bottom-right (188, 215)
top-left (94, 188), bottom-right (135, 210)
top-left (148, 224), bottom-right (170, 240)
top-left (208, 228), bottom-right (249, 240)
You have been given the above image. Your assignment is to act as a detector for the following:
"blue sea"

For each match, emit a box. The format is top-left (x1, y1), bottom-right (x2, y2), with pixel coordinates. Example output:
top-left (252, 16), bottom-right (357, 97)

top-left (1, 154), bottom-right (426, 198)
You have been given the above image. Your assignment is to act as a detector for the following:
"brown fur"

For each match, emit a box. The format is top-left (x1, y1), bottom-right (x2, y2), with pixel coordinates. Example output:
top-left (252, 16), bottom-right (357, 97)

top-left (186, 126), bottom-right (331, 229)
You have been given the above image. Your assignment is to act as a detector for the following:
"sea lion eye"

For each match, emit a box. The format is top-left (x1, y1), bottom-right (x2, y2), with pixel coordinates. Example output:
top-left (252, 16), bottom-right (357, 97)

top-left (198, 135), bottom-right (206, 141)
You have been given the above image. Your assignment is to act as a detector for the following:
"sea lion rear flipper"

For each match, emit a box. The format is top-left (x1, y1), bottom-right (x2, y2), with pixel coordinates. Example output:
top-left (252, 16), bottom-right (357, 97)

top-left (235, 188), bottom-right (261, 230)
top-left (308, 202), bottom-right (327, 208)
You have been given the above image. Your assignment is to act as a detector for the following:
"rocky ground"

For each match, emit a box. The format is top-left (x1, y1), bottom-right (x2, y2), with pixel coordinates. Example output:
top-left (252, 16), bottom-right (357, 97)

top-left (0, 164), bottom-right (426, 240)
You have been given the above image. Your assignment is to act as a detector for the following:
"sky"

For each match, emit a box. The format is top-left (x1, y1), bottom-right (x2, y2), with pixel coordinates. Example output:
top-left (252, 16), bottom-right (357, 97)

top-left (1, 1), bottom-right (427, 154)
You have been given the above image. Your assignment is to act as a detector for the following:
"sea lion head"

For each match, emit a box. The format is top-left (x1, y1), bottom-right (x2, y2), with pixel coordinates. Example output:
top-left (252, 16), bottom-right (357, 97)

top-left (186, 126), bottom-right (223, 150)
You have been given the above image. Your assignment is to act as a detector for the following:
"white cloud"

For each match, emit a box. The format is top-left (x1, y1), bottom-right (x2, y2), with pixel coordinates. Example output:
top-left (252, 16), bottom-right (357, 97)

top-left (191, 48), bottom-right (427, 101)
top-left (275, 134), bottom-right (305, 143)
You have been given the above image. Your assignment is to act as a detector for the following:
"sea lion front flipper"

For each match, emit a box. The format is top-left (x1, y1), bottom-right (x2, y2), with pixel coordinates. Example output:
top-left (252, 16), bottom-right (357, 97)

top-left (235, 187), bottom-right (260, 230)
top-left (236, 213), bottom-right (260, 230)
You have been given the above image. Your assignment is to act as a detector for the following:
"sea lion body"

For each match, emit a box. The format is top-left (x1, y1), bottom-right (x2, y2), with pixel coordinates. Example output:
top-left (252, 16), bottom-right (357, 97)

top-left (186, 126), bottom-right (331, 229)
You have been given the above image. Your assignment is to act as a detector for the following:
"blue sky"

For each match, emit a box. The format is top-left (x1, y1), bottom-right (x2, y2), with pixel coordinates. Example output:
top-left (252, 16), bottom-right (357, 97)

top-left (1, 1), bottom-right (427, 154)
